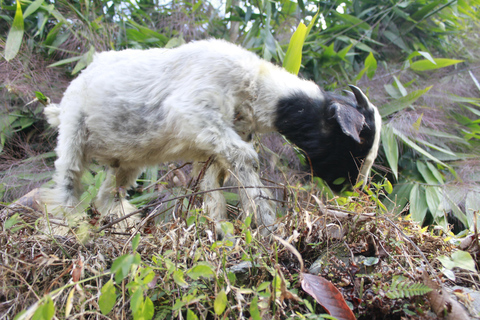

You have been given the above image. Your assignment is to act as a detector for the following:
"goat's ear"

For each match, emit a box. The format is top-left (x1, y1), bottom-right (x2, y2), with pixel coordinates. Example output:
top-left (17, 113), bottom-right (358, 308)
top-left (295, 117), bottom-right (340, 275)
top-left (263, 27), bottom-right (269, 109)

top-left (331, 103), bottom-right (365, 143)
top-left (348, 85), bottom-right (370, 110)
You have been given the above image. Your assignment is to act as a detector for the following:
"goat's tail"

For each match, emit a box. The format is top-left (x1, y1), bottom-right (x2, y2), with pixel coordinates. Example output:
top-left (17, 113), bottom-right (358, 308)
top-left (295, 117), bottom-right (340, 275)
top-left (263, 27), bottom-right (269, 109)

top-left (44, 103), bottom-right (61, 127)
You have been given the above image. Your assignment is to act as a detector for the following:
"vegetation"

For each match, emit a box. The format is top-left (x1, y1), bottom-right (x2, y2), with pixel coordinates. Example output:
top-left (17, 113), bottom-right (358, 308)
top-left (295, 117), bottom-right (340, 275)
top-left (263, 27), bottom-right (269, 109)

top-left (1, 0), bottom-right (480, 319)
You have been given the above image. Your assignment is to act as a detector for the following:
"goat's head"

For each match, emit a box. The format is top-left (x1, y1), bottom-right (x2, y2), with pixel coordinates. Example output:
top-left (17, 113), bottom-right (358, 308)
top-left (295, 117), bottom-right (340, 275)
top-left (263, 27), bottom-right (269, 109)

top-left (275, 85), bottom-right (382, 191)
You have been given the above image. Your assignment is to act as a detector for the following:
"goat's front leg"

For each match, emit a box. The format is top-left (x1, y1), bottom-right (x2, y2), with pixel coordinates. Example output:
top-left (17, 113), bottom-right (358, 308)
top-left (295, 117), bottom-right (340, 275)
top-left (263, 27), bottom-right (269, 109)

top-left (213, 137), bottom-right (276, 236)
top-left (198, 161), bottom-right (229, 239)
top-left (229, 145), bottom-right (277, 236)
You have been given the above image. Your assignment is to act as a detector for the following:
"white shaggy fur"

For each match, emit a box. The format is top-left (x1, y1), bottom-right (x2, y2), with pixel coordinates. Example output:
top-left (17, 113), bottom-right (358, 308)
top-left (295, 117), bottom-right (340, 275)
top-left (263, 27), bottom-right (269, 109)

top-left (42, 39), bottom-right (380, 236)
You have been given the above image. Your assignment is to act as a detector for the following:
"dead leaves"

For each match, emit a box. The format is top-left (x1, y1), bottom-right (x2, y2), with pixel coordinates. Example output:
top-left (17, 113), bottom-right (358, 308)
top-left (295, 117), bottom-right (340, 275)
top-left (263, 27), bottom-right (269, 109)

top-left (301, 272), bottom-right (356, 320)
top-left (274, 235), bottom-right (357, 319)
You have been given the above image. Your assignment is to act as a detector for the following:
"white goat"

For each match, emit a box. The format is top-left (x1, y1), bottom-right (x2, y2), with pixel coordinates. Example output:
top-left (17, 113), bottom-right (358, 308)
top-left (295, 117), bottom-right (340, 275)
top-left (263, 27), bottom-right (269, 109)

top-left (43, 39), bottom-right (381, 237)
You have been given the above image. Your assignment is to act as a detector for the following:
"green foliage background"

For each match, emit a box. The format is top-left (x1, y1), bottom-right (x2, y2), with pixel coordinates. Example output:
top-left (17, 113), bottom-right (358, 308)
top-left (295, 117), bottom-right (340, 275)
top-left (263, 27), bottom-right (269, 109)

top-left (1, 0), bottom-right (480, 232)
top-left (2, 1), bottom-right (480, 319)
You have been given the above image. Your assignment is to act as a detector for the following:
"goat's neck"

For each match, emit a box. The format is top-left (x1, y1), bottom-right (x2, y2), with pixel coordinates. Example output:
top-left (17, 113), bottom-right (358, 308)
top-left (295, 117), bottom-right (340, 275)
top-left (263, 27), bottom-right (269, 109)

top-left (253, 62), bottom-right (322, 134)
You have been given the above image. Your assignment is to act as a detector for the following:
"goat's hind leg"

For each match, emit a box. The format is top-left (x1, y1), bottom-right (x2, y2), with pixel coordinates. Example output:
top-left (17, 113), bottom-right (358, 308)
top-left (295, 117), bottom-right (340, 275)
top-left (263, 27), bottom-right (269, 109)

top-left (40, 113), bottom-right (88, 233)
top-left (95, 166), bottom-right (143, 231)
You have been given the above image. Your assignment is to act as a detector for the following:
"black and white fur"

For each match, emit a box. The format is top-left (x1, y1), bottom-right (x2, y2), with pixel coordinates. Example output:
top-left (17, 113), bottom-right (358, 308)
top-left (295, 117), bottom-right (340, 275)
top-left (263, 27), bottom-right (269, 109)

top-left (42, 39), bottom-right (381, 236)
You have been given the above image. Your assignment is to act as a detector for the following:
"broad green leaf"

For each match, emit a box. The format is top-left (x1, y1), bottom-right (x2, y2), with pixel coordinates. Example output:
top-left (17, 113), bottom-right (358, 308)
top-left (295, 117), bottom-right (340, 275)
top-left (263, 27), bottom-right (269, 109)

top-left (132, 233), bottom-right (140, 252)
top-left (365, 52), bottom-right (377, 79)
top-left (384, 179), bottom-right (393, 194)
top-left (417, 161), bottom-right (439, 185)
top-left (410, 58), bottom-right (463, 71)
top-left (380, 86), bottom-right (433, 117)
top-left (32, 296), bottom-right (54, 320)
top-left (187, 309), bottom-right (199, 320)
top-left (173, 270), bottom-right (188, 287)
top-left (383, 30), bottom-right (408, 51)
top-left (425, 186), bottom-right (442, 218)
top-left (245, 230), bottom-right (252, 244)
top-left (386, 182), bottom-right (413, 214)
top-left (187, 264), bottom-right (215, 280)
top-left (426, 162), bottom-right (445, 184)
top-left (111, 254), bottom-right (134, 283)
top-left (4, 0), bottom-right (24, 61)
top-left (23, 0), bottom-right (44, 18)
top-left (438, 251), bottom-right (476, 272)
top-left (409, 184), bottom-right (428, 223)
top-left (283, 22), bottom-right (307, 75)
top-left (411, 0), bottom-right (442, 20)
top-left (392, 127), bottom-right (449, 168)
top-left (450, 251), bottom-right (476, 272)
top-left (130, 288), bottom-right (143, 316)
top-left (250, 296), bottom-right (261, 320)
top-left (220, 221), bottom-right (234, 236)
top-left (257, 282), bottom-right (270, 292)
top-left (72, 45), bottom-right (95, 75)
top-left (99, 279), bottom-right (117, 315)
top-left (214, 289), bottom-right (228, 315)
top-left (143, 297), bottom-right (154, 320)
top-left (381, 125), bottom-right (399, 179)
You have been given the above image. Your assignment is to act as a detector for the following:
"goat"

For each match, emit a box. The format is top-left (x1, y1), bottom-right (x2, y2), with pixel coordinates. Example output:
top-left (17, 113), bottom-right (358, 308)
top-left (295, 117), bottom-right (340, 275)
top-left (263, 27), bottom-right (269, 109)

top-left (42, 39), bottom-right (382, 237)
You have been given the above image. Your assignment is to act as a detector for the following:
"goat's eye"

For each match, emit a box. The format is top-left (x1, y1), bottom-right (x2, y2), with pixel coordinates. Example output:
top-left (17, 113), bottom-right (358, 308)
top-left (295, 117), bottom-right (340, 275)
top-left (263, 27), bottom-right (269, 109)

top-left (360, 137), bottom-right (366, 144)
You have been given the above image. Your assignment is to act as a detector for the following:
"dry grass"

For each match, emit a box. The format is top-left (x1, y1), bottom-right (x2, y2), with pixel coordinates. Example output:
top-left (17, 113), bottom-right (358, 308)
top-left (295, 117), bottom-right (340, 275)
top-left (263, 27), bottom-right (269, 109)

top-left (1, 162), bottom-right (479, 319)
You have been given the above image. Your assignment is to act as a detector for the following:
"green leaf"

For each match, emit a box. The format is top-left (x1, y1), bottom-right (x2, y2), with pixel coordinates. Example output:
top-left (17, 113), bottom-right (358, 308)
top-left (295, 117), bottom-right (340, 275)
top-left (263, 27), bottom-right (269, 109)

top-left (365, 52), bottom-right (377, 79)
top-left (111, 254), bottom-right (134, 283)
top-left (245, 230), bottom-right (252, 244)
top-left (32, 296), bottom-right (54, 320)
top-left (438, 251), bottom-right (476, 272)
top-left (425, 186), bottom-right (442, 218)
top-left (381, 86), bottom-right (433, 117)
top-left (409, 184), bottom-right (428, 223)
top-left (4, 0), bottom-right (24, 61)
top-left (410, 58), bottom-right (463, 71)
top-left (381, 125), bottom-right (399, 179)
top-left (130, 288), bottom-right (143, 316)
top-left (186, 309), bottom-right (199, 320)
top-left (220, 221), bottom-right (234, 236)
top-left (173, 270), bottom-right (188, 287)
top-left (23, 0), bottom-right (44, 18)
top-left (384, 179), bottom-right (393, 194)
top-left (72, 45), bottom-right (95, 75)
top-left (392, 127), bottom-right (449, 168)
top-left (214, 289), bottom-right (228, 315)
top-left (99, 279), bottom-right (117, 315)
top-left (417, 161), bottom-right (439, 185)
top-left (5, 213), bottom-right (21, 230)
top-left (283, 22), bottom-right (307, 75)
top-left (187, 264), bottom-right (215, 280)
top-left (132, 233), bottom-right (140, 252)
top-left (250, 296), bottom-right (261, 320)
top-left (143, 297), bottom-right (154, 320)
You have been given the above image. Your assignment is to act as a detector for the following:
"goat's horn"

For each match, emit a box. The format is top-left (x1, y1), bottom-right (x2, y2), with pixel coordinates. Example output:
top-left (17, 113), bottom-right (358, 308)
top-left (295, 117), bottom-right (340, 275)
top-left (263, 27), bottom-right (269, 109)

top-left (348, 85), bottom-right (369, 110)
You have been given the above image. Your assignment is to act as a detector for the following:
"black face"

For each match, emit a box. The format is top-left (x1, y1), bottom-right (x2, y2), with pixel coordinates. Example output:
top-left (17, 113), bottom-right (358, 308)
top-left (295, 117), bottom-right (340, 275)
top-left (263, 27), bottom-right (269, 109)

top-left (275, 91), bottom-right (378, 191)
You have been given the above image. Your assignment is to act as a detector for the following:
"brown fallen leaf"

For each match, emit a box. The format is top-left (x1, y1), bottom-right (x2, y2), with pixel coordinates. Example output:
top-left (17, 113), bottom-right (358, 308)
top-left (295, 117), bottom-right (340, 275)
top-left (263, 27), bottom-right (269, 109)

top-left (273, 235), bottom-right (356, 320)
top-left (301, 272), bottom-right (356, 320)
top-left (423, 271), bottom-right (470, 320)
